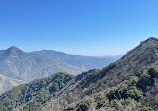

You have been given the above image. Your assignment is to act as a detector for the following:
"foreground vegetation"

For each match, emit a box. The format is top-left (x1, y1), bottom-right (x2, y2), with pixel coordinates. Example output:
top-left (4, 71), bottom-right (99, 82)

top-left (0, 72), bottom-right (74, 111)
top-left (1, 66), bottom-right (158, 111)
top-left (66, 66), bottom-right (158, 111)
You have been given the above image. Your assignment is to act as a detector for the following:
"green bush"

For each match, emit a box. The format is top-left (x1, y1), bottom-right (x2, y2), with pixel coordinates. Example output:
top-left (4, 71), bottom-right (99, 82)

top-left (95, 92), bottom-right (109, 109)
top-left (76, 97), bottom-right (93, 111)
top-left (142, 106), bottom-right (153, 111)
top-left (126, 86), bottom-right (143, 101)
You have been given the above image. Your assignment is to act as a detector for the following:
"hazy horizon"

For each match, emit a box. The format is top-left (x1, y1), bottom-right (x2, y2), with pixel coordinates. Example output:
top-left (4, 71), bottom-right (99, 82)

top-left (1, 46), bottom-right (123, 56)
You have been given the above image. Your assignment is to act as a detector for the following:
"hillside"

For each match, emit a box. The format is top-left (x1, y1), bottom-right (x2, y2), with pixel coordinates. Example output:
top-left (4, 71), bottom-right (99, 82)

top-left (0, 74), bottom-right (25, 95)
top-left (64, 66), bottom-right (158, 111)
top-left (0, 72), bottom-right (74, 111)
top-left (40, 37), bottom-right (158, 110)
top-left (31, 50), bottom-right (121, 70)
top-left (0, 47), bottom-right (119, 82)
top-left (0, 37), bottom-right (158, 111)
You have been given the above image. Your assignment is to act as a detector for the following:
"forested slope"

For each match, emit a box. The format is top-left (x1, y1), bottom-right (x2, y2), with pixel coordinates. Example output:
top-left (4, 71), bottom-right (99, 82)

top-left (1, 37), bottom-right (158, 111)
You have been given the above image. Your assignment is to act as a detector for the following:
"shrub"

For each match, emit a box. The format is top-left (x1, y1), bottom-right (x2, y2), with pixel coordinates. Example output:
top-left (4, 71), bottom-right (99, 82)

top-left (142, 106), bottom-right (153, 111)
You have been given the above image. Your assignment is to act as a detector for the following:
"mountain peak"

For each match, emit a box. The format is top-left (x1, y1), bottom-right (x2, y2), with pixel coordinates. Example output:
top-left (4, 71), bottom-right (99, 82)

top-left (5, 46), bottom-right (25, 56)
top-left (7, 46), bottom-right (20, 51)
top-left (7, 46), bottom-right (24, 52)
top-left (141, 37), bottom-right (158, 44)
top-left (146, 37), bottom-right (158, 41)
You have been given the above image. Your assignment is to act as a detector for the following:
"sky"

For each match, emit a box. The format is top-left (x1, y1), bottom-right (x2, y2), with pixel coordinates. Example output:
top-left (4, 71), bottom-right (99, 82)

top-left (0, 0), bottom-right (158, 56)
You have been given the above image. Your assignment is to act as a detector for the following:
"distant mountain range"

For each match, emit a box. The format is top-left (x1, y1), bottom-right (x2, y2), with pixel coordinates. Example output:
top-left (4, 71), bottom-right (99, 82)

top-left (0, 46), bottom-right (121, 95)
top-left (1, 37), bottom-right (158, 111)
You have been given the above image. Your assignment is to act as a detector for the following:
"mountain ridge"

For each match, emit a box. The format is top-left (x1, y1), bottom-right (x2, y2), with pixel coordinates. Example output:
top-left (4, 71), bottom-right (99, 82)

top-left (0, 46), bottom-right (120, 95)
top-left (41, 37), bottom-right (158, 110)
top-left (0, 46), bottom-right (120, 81)
top-left (0, 37), bottom-right (158, 110)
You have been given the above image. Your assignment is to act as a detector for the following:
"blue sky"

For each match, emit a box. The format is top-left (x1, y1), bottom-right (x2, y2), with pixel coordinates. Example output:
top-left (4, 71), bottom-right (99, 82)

top-left (0, 0), bottom-right (158, 56)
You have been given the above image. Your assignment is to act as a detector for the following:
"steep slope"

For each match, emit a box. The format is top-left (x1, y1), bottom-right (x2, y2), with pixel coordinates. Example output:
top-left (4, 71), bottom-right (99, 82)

top-left (0, 46), bottom-right (119, 82)
top-left (0, 74), bottom-right (25, 95)
top-left (0, 72), bottom-right (74, 111)
top-left (40, 37), bottom-right (158, 110)
top-left (0, 37), bottom-right (158, 111)
top-left (64, 66), bottom-right (158, 111)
